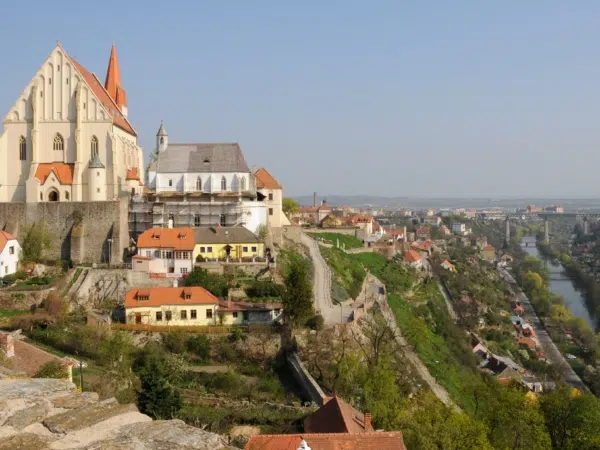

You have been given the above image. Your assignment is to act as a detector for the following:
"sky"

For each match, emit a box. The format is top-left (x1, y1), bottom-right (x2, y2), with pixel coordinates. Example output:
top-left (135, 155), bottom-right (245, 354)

top-left (1, 2), bottom-right (600, 197)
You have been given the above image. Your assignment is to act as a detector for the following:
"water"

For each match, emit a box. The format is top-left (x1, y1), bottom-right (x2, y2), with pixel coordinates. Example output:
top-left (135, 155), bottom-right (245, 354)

top-left (521, 236), bottom-right (595, 328)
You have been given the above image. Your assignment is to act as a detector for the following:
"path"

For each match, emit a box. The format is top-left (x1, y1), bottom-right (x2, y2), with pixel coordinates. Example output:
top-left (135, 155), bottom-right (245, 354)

top-left (301, 233), bottom-right (352, 324)
top-left (366, 275), bottom-right (461, 411)
top-left (498, 266), bottom-right (586, 391)
top-left (437, 281), bottom-right (458, 323)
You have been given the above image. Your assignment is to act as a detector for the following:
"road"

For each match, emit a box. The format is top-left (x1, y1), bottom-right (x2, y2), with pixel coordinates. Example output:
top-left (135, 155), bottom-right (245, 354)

top-left (301, 233), bottom-right (352, 324)
top-left (437, 281), bottom-right (458, 323)
top-left (498, 266), bottom-right (586, 390)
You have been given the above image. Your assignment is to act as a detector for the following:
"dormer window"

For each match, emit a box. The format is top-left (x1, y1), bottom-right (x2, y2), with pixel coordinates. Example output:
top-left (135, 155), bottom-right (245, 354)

top-left (185, 294), bottom-right (191, 300)
top-left (178, 233), bottom-right (186, 239)
top-left (137, 295), bottom-right (149, 301)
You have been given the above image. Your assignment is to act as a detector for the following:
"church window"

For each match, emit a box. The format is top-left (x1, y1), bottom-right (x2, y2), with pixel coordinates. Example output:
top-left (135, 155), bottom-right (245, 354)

top-left (97, 171), bottom-right (100, 177)
top-left (221, 176), bottom-right (227, 191)
top-left (57, 65), bottom-right (60, 71)
top-left (196, 177), bottom-right (202, 191)
top-left (39, 192), bottom-right (43, 201)
top-left (65, 192), bottom-right (69, 200)
top-left (19, 136), bottom-right (26, 161)
top-left (97, 188), bottom-right (100, 193)
top-left (66, 78), bottom-right (69, 85)
top-left (194, 215), bottom-right (201, 227)
top-left (160, 137), bottom-right (164, 144)
top-left (91, 136), bottom-right (98, 158)
top-left (49, 78), bottom-right (52, 85)
top-left (83, 103), bottom-right (86, 109)
top-left (53, 134), bottom-right (64, 151)
top-left (220, 214), bottom-right (226, 226)
top-left (169, 179), bottom-right (173, 187)
top-left (240, 177), bottom-right (246, 191)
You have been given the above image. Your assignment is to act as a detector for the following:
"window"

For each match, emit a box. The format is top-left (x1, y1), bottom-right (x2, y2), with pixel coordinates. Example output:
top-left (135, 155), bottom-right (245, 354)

top-left (145, 250), bottom-right (151, 258)
top-left (91, 136), bottom-right (98, 158)
top-left (196, 177), bottom-right (202, 191)
top-left (206, 309), bottom-right (213, 319)
top-left (185, 293), bottom-right (191, 300)
top-left (160, 137), bottom-right (164, 144)
top-left (220, 214), bottom-right (226, 226)
top-left (161, 251), bottom-right (173, 259)
top-left (268, 193), bottom-right (273, 201)
top-left (40, 192), bottom-right (43, 201)
top-left (168, 179), bottom-right (173, 187)
top-left (269, 208), bottom-right (273, 216)
top-left (220, 176), bottom-right (226, 190)
top-left (242, 247), bottom-right (248, 252)
top-left (66, 78), bottom-right (69, 85)
top-left (165, 311), bottom-right (172, 321)
top-left (49, 78), bottom-right (52, 85)
top-left (154, 250), bottom-right (160, 258)
top-left (207, 246), bottom-right (213, 252)
top-left (180, 267), bottom-right (188, 274)
top-left (233, 312), bottom-right (238, 318)
top-left (137, 295), bottom-right (149, 301)
top-left (97, 171), bottom-right (100, 177)
top-left (251, 246), bottom-right (257, 252)
top-left (243, 311), bottom-right (249, 321)
top-left (194, 215), bottom-right (201, 227)
top-left (96, 188), bottom-right (100, 193)
top-left (57, 65), bottom-right (60, 71)
top-left (65, 192), bottom-right (69, 200)
top-left (182, 252), bottom-right (189, 259)
top-left (240, 177), bottom-right (246, 191)
top-left (199, 246), bottom-right (206, 253)
top-left (180, 310), bottom-right (187, 320)
top-left (19, 136), bottom-right (26, 161)
top-left (9, 246), bottom-right (14, 255)
top-left (156, 311), bottom-right (163, 321)
top-left (53, 134), bottom-right (64, 151)
top-left (191, 310), bottom-right (197, 319)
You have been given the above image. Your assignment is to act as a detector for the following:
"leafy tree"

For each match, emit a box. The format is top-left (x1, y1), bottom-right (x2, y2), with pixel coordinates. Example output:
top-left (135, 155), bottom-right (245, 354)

top-left (282, 197), bottom-right (298, 217)
top-left (187, 334), bottom-right (211, 362)
top-left (20, 221), bottom-right (52, 262)
top-left (34, 360), bottom-right (69, 379)
top-left (362, 356), bottom-right (403, 430)
top-left (281, 257), bottom-right (314, 326)
top-left (136, 352), bottom-right (182, 419)
top-left (162, 331), bottom-right (187, 354)
top-left (184, 268), bottom-right (229, 297)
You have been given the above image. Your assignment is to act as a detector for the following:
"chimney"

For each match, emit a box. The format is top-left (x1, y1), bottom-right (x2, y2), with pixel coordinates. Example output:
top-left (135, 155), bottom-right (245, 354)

top-left (167, 217), bottom-right (174, 229)
top-left (364, 413), bottom-right (372, 431)
top-left (313, 192), bottom-right (317, 208)
top-left (0, 333), bottom-right (14, 358)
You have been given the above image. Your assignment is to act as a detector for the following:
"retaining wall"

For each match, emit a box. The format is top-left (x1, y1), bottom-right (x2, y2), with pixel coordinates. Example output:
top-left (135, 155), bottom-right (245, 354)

top-left (286, 352), bottom-right (327, 406)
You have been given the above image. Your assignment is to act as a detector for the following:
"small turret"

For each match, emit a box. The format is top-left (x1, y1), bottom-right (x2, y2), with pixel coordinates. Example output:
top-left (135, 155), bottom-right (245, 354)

top-left (88, 152), bottom-right (106, 201)
top-left (156, 121), bottom-right (168, 153)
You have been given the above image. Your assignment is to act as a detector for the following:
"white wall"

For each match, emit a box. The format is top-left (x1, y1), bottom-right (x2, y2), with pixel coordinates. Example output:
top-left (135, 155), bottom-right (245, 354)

top-left (155, 171), bottom-right (252, 194)
top-left (242, 201), bottom-right (267, 234)
top-left (0, 240), bottom-right (20, 276)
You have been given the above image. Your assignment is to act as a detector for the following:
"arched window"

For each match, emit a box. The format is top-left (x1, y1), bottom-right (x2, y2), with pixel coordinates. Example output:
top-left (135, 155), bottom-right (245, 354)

top-left (53, 134), bottom-right (64, 151)
top-left (240, 177), bottom-right (246, 191)
top-left (196, 177), bottom-right (202, 191)
top-left (194, 215), bottom-right (201, 227)
top-left (220, 176), bottom-right (227, 191)
top-left (160, 137), bottom-right (164, 144)
top-left (19, 136), bottom-right (26, 161)
top-left (91, 136), bottom-right (98, 158)
top-left (220, 214), bottom-right (227, 226)
top-left (65, 191), bottom-right (70, 200)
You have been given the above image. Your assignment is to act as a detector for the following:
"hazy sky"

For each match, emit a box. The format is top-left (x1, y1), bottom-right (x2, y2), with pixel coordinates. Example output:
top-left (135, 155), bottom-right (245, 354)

top-left (1, 2), bottom-right (600, 197)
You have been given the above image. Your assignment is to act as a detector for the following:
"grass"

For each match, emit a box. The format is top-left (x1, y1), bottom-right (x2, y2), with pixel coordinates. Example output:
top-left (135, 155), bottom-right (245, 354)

top-left (320, 247), bottom-right (366, 301)
top-left (0, 308), bottom-right (30, 318)
top-left (62, 267), bottom-right (83, 295)
top-left (308, 232), bottom-right (364, 250)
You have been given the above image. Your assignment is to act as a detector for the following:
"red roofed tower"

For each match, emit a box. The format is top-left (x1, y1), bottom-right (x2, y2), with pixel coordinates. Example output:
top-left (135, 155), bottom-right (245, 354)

top-left (104, 43), bottom-right (128, 118)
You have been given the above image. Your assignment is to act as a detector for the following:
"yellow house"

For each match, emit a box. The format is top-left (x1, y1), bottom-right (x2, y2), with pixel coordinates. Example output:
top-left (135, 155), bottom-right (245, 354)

top-left (194, 226), bottom-right (264, 261)
top-left (125, 286), bottom-right (220, 326)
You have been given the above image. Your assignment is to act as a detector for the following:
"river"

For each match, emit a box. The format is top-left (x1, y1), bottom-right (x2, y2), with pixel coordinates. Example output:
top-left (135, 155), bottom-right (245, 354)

top-left (521, 236), bottom-right (595, 329)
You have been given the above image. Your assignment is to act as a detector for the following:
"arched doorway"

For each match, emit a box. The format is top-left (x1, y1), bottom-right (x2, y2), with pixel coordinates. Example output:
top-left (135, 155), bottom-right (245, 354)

top-left (48, 190), bottom-right (59, 202)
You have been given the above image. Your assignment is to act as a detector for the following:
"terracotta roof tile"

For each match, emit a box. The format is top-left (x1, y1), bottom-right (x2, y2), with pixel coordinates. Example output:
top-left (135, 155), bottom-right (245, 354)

top-left (304, 397), bottom-right (373, 434)
top-left (254, 168), bottom-right (282, 189)
top-left (126, 167), bottom-right (140, 181)
top-left (125, 286), bottom-right (219, 309)
top-left (403, 249), bottom-right (422, 262)
top-left (245, 432), bottom-right (406, 450)
top-left (34, 163), bottom-right (74, 185)
top-left (137, 227), bottom-right (195, 251)
top-left (0, 231), bottom-right (17, 254)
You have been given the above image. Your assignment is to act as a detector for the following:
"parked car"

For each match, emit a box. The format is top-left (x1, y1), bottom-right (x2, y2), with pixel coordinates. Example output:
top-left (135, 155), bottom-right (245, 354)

top-left (565, 353), bottom-right (577, 360)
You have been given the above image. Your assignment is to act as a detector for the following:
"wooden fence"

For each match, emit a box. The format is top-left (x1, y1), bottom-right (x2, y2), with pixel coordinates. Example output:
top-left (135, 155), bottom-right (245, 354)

top-left (111, 323), bottom-right (275, 334)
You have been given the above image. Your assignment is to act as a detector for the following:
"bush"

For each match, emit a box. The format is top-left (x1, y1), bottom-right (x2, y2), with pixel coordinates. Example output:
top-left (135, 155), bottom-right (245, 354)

top-left (187, 334), bottom-right (211, 362)
top-left (306, 314), bottom-right (325, 331)
top-left (162, 331), bottom-right (187, 354)
top-left (184, 268), bottom-right (229, 297)
top-left (34, 360), bottom-right (69, 379)
top-left (228, 327), bottom-right (248, 343)
top-left (245, 281), bottom-right (284, 298)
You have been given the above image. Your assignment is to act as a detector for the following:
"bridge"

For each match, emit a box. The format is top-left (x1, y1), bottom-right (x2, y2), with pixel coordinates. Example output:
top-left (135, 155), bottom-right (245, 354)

top-left (476, 212), bottom-right (600, 245)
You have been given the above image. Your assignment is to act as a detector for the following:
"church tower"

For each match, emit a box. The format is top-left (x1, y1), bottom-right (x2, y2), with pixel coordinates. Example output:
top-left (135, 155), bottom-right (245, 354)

top-left (104, 44), bottom-right (128, 118)
top-left (88, 151), bottom-right (107, 201)
top-left (157, 121), bottom-right (168, 153)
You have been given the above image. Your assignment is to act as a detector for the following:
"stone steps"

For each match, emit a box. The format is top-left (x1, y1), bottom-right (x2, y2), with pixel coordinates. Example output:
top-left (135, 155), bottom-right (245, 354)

top-left (0, 379), bottom-right (239, 449)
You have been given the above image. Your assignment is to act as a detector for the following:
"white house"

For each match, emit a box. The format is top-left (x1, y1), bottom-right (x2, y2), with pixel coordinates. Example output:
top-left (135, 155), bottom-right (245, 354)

top-left (134, 226), bottom-right (195, 276)
top-left (0, 231), bottom-right (20, 277)
top-left (254, 167), bottom-right (290, 228)
top-left (452, 222), bottom-right (467, 235)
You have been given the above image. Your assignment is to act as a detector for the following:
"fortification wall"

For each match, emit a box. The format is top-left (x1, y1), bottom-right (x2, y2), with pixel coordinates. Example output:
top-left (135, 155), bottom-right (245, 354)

top-left (0, 199), bottom-right (129, 264)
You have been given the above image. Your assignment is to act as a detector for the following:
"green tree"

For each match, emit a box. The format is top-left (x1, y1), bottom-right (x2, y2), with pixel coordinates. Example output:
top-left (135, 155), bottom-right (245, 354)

top-left (33, 360), bottom-right (69, 379)
top-left (20, 221), bottom-right (52, 262)
top-left (281, 257), bottom-right (314, 326)
top-left (184, 268), bottom-right (229, 297)
top-left (136, 353), bottom-right (182, 420)
top-left (282, 197), bottom-right (298, 217)
top-left (187, 334), bottom-right (211, 362)
top-left (362, 357), bottom-right (402, 430)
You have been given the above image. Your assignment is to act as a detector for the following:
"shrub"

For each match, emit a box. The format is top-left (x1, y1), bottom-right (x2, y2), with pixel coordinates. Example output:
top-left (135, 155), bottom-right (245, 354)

top-left (245, 281), bottom-right (284, 298)
top-left (187, 334), bottom-right (211, 362)
top-left (162, 331), bottom-right (187, 354)
top-left (34, 360), bottom-right (69, 379)
top-left (228, 328), bottom-right (248, 343)
top-left (306, 314), bottom-right (325, 331)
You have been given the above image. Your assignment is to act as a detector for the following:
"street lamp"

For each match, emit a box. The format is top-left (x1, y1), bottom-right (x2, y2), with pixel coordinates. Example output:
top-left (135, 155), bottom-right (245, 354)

top-left (107, 239), bottom-right (112, 268)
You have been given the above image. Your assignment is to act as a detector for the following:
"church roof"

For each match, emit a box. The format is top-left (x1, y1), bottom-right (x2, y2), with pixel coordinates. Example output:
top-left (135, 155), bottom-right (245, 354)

top-left (88, 151), bottom-right (105, 169)
top-left (156, 121), bottom-right (168, 136)
top-left (156, 143), bottom-right (250, 173)
top-left (34, 163), bottom-right (75, 185)
top-left (104, 44), bottom-right (127, 110)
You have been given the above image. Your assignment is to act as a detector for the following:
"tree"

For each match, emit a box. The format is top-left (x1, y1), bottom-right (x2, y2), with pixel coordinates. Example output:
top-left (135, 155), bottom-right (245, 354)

top-left (20, 221), bottom-right (52, 262)
top-left (281, 257), bottom-right (314, 326)
top-left (187, 334), bottom-right (211, 362)
top-left (136, 352), bottom-right (182, 420)
top-left (282, 197), bottom-right (298, 217)
top-left (184, 268), bottom-right (228, 297)
top-left (34, 360), bottom-right (69, 379)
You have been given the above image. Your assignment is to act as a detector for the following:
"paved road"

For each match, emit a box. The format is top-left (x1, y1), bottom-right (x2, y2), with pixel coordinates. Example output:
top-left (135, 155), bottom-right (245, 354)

top-left (301, 233), bottom-right (352, 324)
top-left (498, 266), bottom-right (586, 390)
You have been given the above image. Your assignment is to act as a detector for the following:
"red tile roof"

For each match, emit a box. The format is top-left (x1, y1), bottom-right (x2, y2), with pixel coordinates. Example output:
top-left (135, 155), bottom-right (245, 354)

top-left (104, 44), bottom-right (127, 111)
top-left (482, 245), bottom-right (496, 252)
top-left (125, 286), bottom-right (219, 309)
top-left (34, 163), bottom-right (74, 185)
top-left (403, 249), bottom-right (422, 262)
top-left (126, 167), bottom-right (140, 181)
top-left (0, 231), bottom-right (17, 253)
top-left (137, 227), bottom-right (195, 251)
top-left (245, 432), bottom-right (406, 450)
top-left (254, 168), bottom-right (282, 189)
top-left (304, 397), bottom-right (373, 434)
top-left (66, 47), bottom-right (136, 136)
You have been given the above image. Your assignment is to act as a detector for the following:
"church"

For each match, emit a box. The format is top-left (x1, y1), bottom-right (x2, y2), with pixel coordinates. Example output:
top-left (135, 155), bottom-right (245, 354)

top-left (0, 42), bottom-right (144, 203)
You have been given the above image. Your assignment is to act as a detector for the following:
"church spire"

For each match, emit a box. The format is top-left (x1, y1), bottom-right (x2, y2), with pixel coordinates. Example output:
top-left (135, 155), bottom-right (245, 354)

top-left (104, 43), bottom-right (128, 117)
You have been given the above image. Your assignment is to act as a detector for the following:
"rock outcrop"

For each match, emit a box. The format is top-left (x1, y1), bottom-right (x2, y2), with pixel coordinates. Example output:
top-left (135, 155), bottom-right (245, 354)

top-left (0, 379), bottom-right (239, 449)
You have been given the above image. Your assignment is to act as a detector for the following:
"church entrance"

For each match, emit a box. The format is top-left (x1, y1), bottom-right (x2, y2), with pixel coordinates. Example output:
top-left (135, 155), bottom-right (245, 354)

top-left (48, 190), bottom-right (59, 202)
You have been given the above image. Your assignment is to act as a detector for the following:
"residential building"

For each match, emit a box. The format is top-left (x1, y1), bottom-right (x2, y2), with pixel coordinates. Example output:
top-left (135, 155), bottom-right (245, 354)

top-left (0, 43), bottom-right (144, 203)
top-left (194, 225), bottom-right (264, 261)
top-left (316, 200), bottom-right (332, 222)
top-left (439, 225), bottom-right (451, 235)
top-left (423, 216), bottom-right (441, 226)
top-left (304, 396), bottom-right (374, 433)
top-left (124, 286), bottom-right (220, 326)
top-left (218, 299), bottom-right (282, 325)
top-left (441, 260), bottom-right (456, 272)
top-left (351, 216), bottom-right (374, 234)
top-left (134, 227), bottom-right (195, 276)
top-left (452, 222), bottom-right (467, 235)
top-left (481, 245), bottom-right (496, 263)
top-left (403, 250), bottom-right (423, 269)
top-left (412, 239), bottom-right (433, 256)
top-left (245, 432), bottom-right (406, 450)
top-left (254, 167), bottom-right (290, 228)
top-left (0, 231), bottom-right (20, 277)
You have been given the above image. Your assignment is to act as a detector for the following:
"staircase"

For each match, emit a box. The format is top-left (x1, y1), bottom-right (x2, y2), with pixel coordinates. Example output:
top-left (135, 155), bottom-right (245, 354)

top-left (0, 378), bottom-right (239, 449)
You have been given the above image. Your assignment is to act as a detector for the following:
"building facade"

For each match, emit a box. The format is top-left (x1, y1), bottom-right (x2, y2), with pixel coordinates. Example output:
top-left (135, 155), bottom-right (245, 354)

top-left (253, 168), bottom-right (290, 228)
top-left (134, 227), bottom-right (195, 276)
top-left (0, 43), bottom-right (144, 203)
top-left (0, 231), bottom-right (20, 276)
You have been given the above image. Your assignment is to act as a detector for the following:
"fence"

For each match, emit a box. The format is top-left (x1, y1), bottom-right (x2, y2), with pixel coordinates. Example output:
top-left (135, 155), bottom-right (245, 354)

top-left (111, 323), bottom-right (274, 334)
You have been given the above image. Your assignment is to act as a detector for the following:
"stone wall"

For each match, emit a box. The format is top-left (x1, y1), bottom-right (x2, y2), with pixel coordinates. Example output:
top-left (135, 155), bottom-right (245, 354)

top-left (0, 199), bottom-right (129, 264)
top-left (286, 352), bottom-right (326, 406)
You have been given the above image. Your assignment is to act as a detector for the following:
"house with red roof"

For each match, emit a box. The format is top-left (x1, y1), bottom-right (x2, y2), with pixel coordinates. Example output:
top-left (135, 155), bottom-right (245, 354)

top-left (403, 249), bottom-right (423, 269)
top-left (304, 396), bottom-right (374, 434)
top-left (134, 227), bottom-right (195, 276)
top-left (0, 231), bottom-right (20, 277)
top-left (481, 245), bottom-right (497, 263)
top-left (245, 432), bottom-right (406, 450)
top-left (254, 167), bottom-right (290, 228)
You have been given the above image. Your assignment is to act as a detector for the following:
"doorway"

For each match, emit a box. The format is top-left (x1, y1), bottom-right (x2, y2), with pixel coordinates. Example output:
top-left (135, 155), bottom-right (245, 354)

top-left (48, 190), bottom-right (59, 202)
top-left (135, 313), bottom-right (142, 324)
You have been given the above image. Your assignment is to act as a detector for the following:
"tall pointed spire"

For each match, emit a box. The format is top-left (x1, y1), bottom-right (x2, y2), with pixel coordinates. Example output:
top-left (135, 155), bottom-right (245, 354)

top-left (104, 43), bottom-right (128, 116)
